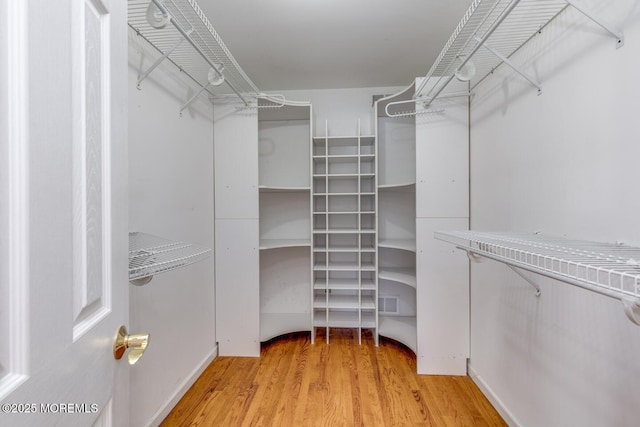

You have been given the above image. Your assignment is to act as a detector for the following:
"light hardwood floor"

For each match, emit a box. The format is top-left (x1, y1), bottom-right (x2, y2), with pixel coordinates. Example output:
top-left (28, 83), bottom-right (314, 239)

top-left (161, 329), bottom-right (506, 426)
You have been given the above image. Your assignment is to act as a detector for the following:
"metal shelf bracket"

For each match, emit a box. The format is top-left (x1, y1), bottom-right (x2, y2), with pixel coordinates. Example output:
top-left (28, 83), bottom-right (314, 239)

top-left (474, 37), bottom-right (542, 95)
top-left (137, 31), bottom-right (189, 90)
top-left (565, 0), bottom-right (624, 48)
top-left (509, 265), bottom-right (542, 297)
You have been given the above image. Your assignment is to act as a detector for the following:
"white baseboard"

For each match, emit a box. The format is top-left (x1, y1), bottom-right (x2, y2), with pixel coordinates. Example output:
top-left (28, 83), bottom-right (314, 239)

top-left (468, 363), bottom-right (521, 427)
top-left (147, 344), bottom-right (219, 427)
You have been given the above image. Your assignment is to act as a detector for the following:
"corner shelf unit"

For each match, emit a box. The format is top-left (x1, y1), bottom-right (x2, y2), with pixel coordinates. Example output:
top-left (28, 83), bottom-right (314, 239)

top-left (311, 122), bottom-right (377, 344)
top-left (128, 232), bottom-right (211, 284)
top-left (375, 85), bottom-right (418, 352)
top-left (436, 231), bottom-right (640, 326)
top-left (258, 102), bottom-right (312, 342)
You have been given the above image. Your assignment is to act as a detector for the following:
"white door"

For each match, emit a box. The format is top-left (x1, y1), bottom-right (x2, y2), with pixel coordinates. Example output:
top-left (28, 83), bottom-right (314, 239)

top-left (0, 0), bottom-right (132, 426)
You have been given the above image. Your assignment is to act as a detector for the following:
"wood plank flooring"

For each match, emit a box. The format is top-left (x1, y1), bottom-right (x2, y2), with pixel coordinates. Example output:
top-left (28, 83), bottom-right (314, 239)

top-left (161, 329), bottom-right (506, 426)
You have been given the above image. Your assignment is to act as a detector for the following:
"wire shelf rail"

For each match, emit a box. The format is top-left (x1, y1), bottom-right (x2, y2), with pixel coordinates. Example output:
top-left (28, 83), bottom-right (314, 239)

top-left (129, 232), bottom-right (211, 285)
top-left (436, 231), bottom-right (640, 326)
top-left (403, 0), bottom-right (624, 116)
top-left (128, 0), bottom-right (285, 110)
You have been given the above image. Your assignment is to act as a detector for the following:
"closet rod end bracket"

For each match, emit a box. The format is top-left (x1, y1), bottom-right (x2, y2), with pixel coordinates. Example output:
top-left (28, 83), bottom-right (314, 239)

top-left (622, 298), bottom-right (640, 326)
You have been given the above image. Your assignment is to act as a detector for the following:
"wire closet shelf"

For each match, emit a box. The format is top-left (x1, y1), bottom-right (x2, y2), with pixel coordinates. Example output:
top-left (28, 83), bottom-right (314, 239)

top-left (436, 231), bottom-right (640, 326)
top-left (128, 0), bottom-right (284, 109)
top-left (385, 0), bottom-right (623, 117)
top-left (129, 232), bottom-right (211, 285)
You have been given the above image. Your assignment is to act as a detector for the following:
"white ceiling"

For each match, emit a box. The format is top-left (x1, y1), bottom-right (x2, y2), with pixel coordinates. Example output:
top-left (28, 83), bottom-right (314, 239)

top-left (198, 0), bottom-right (474, 91)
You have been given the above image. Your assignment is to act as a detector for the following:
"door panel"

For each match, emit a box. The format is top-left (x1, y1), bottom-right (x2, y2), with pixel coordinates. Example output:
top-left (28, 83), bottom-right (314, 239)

top-left (0, 0), bottom-right (129, 425)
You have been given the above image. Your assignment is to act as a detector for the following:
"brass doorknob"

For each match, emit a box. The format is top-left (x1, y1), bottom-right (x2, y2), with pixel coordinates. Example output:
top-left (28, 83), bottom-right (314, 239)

top-left (113, 325), bottom-right (150, 365)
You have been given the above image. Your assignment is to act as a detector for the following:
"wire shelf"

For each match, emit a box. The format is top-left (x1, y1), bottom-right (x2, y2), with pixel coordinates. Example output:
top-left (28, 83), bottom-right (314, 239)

top-left (436, 231), bottom-right (640, 325)
top-left (128, 0), bottom-right (260, 103)
top-left (416, 0), bottom-right (570, 100)
top-left (129, 232), bottom-right (211, 282)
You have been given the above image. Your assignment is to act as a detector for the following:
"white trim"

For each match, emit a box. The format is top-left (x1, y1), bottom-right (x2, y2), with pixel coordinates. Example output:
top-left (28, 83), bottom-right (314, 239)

top-left (0, 0), bottom-right (29, 400)
top-left (468, 363), bottom-right (520, 427)
top-left (72, 1), bottom-right (113, 341)
top-left (7, 0), bottom-right (29, 376)
top-left (147, 345), bottom-right (219, 427)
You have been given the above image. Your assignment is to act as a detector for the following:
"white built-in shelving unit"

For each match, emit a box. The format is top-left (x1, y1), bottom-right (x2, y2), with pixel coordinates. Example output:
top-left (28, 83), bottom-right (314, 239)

top-left (258, 103), bottom-right (313, 342)
top-left (311, 121), bottom-right (377, 344)
top-left (375, 85), bottom-right (418, 352)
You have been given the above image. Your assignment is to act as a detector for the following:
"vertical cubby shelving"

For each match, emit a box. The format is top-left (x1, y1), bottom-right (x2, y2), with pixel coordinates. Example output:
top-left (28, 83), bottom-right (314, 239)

top-left (311, 121), bottom-right (377, 344)
top-left (258, 103), bottom-right (312, 342)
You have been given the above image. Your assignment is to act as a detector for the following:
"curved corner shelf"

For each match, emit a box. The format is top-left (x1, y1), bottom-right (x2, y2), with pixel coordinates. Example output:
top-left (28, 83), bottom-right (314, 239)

top-left (129, 232), bottom-right (211, 284)
top-left (378, 267), bottom-right (417, 288)
top-left (259, 239), bottom-right (311, 250)
top-left (436, 231), bottom-right (640, 326)
top-left (379, 239), bottom-right (416, 252)
top-left (378, 316), bottom-right (417, 353)
top-left (260, 313), bottom-right (311, 342)
top-left (259, 185), bottom-right (310, 192)
top-left (378, 182), bottom-right (416, 191)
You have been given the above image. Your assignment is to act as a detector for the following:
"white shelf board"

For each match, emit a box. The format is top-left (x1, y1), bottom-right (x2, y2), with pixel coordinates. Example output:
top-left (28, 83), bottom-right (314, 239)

top-left (313, 229), bottom-right (376, 235)
top-left (378, 267), bottom-right (417, 288)
top-left (259, 185), bottom-right (310, 192)
top-left (318, 192), bottom-right (361, 196)
top-left (314, 278), bottom-right (376, 290)
top-left (314, 295), bottom-right (360, 309)
top-left (314, 246), bottom-right (358, 252)
top-left (314, 211), bottom-right (370, 215)
top-left (314, 261), bottom-right (376, 271)
top-left (379, 239), bottom-right (416, 252)
top-left (436, 231), bottom-right (640, 303)
top-left (259, 239), bottom-right (311, 250)
top-left (260, 313), bottom-right (311, 342)
top-left (378, 316), bottom-right (417, 353)
top-left (314, 247), bottom-right (376, 253)
top-left (313, 310), bottom-right (375, 328)
top-left (129, 232), bottom-right (211, 281)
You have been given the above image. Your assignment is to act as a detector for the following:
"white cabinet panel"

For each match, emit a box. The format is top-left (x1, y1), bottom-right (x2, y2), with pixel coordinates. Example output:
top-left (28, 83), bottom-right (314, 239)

top-left (215, 219), bottom-right (260, 356)
top-left (214, 101), bottom-right (258, 219)
top-left (259, 120), bottom-right (310, 188)
top-left (378, 116), bottom-right (416, 186)
top-left (416, 217), bottom-right (469, 375)
top-left (415, 94), bottom-right (469, 219)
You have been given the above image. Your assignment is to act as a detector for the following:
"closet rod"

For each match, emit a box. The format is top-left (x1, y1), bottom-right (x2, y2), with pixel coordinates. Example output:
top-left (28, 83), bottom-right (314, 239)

top-left (150, 0), bottom-right (250, 107)
top-left (384, 91), bottom-right (472, 118)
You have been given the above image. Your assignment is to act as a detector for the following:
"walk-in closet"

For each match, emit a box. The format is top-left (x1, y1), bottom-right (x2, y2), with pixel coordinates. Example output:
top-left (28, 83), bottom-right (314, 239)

top-left (1, 0), bottom-right (639, 426)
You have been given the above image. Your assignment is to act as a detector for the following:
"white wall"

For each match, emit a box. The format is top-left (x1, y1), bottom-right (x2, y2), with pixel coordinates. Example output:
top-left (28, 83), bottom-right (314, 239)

top-left (469, 2), bottom-right (640, 426)
top-left (128, 32), bottom-right (216, 426)
top-left (281, 86), bottom-right (404, 136)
